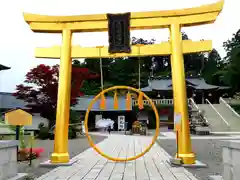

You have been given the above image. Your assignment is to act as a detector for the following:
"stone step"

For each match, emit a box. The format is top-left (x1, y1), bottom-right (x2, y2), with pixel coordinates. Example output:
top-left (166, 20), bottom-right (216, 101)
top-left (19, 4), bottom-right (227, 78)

top-left (197, 104), bottom-right (229, 132)
top-left (214, 104), bottom-right (240, 132)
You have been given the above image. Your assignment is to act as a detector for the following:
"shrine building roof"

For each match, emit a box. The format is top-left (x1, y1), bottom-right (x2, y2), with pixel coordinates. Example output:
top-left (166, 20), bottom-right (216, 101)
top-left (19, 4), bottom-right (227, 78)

top-left (0, 64), bottom-right (10, 71)
top-left (141, 76), bottom-right (230, 91)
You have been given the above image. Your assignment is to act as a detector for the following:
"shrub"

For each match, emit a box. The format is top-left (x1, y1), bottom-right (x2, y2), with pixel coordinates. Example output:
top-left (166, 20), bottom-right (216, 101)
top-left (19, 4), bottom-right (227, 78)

top-left (68, 126), bottom-right (77, 139)
top-left (233, 92), bottom-right (240, 100)
top-left (38, 123), bottom-right (45, 129)
top-left (38, 126), bottom-right (49, 140)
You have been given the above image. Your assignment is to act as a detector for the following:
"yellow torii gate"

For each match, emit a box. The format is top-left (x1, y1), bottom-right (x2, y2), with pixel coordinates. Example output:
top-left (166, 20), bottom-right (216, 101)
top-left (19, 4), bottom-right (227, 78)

top-left (23, 0), bottom-right (224, 164)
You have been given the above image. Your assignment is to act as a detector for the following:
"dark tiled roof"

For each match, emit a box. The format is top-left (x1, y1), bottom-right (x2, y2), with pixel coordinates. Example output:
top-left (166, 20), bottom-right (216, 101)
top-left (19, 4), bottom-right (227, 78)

top-left (218, 86), bottom-right (230, 90)
top-left (141, 86), bottom-right (152, 92)
top-left (151, 79), bottom-right (172, 90)
top-left (0, 92), bottom-right (27, 109)
top-left (0, 64), bottom-right (10, 71)
top-left (186, 78), bottom-right (219, 90)
top-left (141, 77), bottom-right (228, 91)
top-left (72, 96), bottom-right (132, 111)
top-left (0, 93), bottom-right (132, 111)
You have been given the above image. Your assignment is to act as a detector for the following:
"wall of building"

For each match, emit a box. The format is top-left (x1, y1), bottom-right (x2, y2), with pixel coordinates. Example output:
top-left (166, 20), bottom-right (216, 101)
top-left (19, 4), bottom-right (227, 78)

top-left (0, 93), bottom-right (175, 130)
top-left (0, 141), bottom-right (21, 179)
top-left (24, 113), bottom-right (49, 131)
top-left (101, 111), bottom-right (136, 131)
top-left (222, 140), bottom-right (240, 180)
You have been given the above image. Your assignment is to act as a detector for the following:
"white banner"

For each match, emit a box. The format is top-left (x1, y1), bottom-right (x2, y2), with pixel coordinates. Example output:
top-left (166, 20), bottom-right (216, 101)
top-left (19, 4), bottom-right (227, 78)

top-left (95, 114), bottom-right (102, 128)
top-left (82, 121), bottom-right (85, 133)
top-left (118, 116), bottom-right (125, 131)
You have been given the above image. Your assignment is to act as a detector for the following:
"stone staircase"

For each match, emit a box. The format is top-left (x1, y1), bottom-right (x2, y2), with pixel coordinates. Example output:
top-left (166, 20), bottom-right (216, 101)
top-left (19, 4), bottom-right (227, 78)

top-left (213, 104), bottom-right (240, 132)
top-left (197, 104), bottom-right (229, 132)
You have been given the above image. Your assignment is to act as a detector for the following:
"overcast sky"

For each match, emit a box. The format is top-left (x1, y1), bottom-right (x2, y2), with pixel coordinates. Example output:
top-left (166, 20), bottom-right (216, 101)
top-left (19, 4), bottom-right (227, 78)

top-left (0, 0), bottom-right (239, 92)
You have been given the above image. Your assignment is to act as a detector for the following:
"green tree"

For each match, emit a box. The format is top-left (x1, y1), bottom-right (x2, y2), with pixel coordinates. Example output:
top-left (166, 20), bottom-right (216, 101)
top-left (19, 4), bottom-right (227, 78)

top-left (82, 37), bottom-right (155, 95)
top-left (182, 32), bottom-right (205, 76)
top-left (13, 60), bottom-right (98, 126)
top-left (154, 32), bottom-right (205, 76)
top-left (81, 33), bottom-right (211, 95)
top-left (224, 45), bottom-right (240, 92)
top-left (218, 29), bottom-right (240, 93)
top-left (223, 29), bottom-right (240, 64)
top-left (202, 48), bottom-right (223, 84)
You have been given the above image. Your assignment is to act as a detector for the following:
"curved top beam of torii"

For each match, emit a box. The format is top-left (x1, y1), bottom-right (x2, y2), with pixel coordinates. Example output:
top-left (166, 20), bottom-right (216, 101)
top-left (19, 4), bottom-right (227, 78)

top-left (23, 0), bottom-right (224, 33)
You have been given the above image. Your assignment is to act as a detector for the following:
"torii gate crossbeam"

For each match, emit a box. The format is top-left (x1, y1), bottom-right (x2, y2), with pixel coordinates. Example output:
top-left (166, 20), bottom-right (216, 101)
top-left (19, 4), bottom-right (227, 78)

top-left (23, 0), bottom-right (224, 165)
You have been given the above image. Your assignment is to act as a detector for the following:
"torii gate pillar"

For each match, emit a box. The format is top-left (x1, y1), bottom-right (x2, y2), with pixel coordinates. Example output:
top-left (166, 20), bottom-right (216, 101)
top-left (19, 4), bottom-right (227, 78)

top-left (50, 29), bottom-right (73, 163)
top-left (170, 24), bottom-right (195, 163)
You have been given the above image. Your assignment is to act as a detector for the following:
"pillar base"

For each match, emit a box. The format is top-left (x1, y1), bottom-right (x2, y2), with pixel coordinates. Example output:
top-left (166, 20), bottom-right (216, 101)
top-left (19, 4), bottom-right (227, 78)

top-left (170, 153), bottom-right (207, 168)
top-left (177, 152), bottom-right (196, 165)
top-left (40, 159), bottom-right (77, 168)
top-left (50, 152), bottom-right (70, 163)
top-left (168, 158), bottom-right (207, 168)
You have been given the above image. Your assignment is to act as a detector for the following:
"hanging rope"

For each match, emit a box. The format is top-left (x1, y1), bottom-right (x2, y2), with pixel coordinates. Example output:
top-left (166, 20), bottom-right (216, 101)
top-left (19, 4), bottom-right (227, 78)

top-left (136, 44), bottom-right (144, 110)
top-left (98, 46), bottom-right (104, 91)
top-left (138, 45), bottom-right (141, 90)
top-left (97, 46), bottom-right (106, 110)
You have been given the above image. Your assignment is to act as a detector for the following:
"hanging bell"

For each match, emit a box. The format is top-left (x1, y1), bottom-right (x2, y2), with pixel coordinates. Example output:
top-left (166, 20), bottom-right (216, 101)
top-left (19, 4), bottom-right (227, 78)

top-left (138, 92), bottom-right (144, 110)
top-left (126, 91), bottom-right (132, 110)
top-left (113, 91), bottom-right (119, 110)
top-left (100, 93), bottom-right (106, 110)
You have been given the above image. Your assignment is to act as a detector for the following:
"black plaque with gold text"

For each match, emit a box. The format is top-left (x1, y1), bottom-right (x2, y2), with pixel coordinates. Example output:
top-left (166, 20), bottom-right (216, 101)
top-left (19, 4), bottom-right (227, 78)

top-left (107, 13), bottom-right (131, 53)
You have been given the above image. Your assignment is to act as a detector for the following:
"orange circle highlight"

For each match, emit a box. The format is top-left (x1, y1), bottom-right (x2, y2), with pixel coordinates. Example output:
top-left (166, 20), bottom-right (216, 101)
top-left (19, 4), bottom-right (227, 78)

top-left (84, 86), bottom-right (160, 162)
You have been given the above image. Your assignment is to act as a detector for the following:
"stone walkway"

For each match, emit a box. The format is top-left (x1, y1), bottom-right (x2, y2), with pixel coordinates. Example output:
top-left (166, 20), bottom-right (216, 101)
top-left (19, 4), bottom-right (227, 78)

top-left (37, 134), bottom-right (199, 180)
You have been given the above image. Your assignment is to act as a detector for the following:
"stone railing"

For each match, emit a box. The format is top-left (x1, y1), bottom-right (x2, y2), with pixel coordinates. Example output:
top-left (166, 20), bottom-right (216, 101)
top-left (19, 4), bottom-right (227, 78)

top-left (0, 140), bottom-right (26, 179)
top-left (205, 99), bottom-right (230, 128)
top-left (220, 97), bottom-right (240, 118)
top-left (133, 98), bottom-right (191, 106)
top-left (221, 140), bottom-right (240, 180)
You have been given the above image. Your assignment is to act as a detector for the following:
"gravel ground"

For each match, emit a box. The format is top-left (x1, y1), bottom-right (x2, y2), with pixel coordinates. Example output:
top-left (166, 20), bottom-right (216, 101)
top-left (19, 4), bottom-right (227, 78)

top-left (158, 139), bottom-right (228, 180)
top-left (18, 135), bottom-right (106, 179)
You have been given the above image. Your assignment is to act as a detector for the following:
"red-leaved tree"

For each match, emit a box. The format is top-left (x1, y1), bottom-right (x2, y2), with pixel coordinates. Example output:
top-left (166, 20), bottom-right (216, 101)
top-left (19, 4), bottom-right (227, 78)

top-left (13, 63), bottom-right (99, 126)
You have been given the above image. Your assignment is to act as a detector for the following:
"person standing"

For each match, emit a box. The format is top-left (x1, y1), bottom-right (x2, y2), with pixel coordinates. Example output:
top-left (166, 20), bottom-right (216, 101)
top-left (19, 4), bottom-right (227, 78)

top-left (107, 125), bottom-right (111, 134)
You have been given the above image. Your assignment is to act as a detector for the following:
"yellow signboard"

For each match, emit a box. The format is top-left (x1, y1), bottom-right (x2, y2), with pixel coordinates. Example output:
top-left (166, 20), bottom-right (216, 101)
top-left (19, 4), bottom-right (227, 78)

top-left (5, 109), bottom-right (32, 126)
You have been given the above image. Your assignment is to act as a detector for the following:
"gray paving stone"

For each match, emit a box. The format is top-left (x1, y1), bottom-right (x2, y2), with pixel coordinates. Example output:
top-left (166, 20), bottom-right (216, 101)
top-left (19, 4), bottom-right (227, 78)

top-left (183, 169), bottom-right (199, 180)
top-left (123, 177), bottom-right (136, 180)
top-left (174, 172), bottom-right (193, 180)
top-left (135, 139), bottom-right (149, 180)
top-left (96, 163), bottom-right (115, 179)
top-left (36, 134), bottom-right (200, 180)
